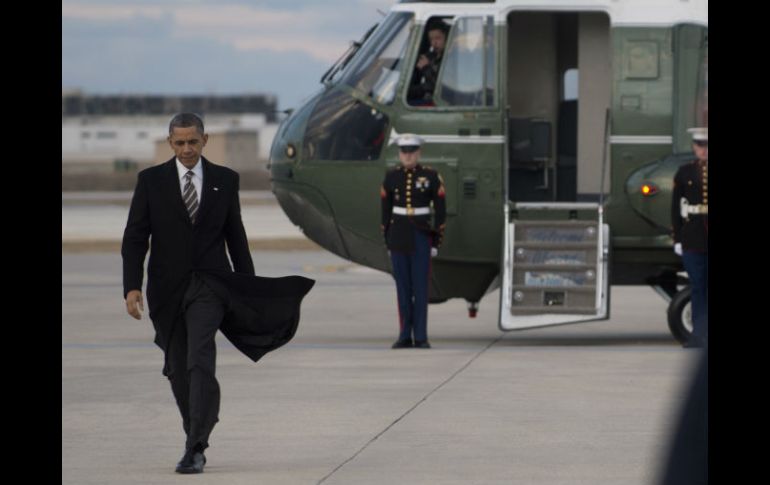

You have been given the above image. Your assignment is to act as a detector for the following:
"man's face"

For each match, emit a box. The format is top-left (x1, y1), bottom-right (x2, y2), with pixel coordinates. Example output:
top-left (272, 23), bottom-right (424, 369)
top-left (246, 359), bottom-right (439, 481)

top-left (168, 126), bottom-right (208, 168)
top-left (692, 141), bottom-right (708, 163)
top-left (399, 147), bottom-right (420, 168)
top-left (428, 29), bottom-right (446, 54)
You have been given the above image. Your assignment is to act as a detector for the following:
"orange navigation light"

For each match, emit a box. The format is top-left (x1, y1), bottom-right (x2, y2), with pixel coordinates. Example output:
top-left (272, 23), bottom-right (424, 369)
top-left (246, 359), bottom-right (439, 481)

top-left (641, 183), bottom-right (658, 196)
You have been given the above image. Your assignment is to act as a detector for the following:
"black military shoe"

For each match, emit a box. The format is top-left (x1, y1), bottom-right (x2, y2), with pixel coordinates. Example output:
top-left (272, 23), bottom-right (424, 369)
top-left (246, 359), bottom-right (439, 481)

top-left (175, 449), bottom-right (206, 474)
top-left (414, 340), bottom-right (431, 349)
top-left (391, 339), bottom-right (413, 349)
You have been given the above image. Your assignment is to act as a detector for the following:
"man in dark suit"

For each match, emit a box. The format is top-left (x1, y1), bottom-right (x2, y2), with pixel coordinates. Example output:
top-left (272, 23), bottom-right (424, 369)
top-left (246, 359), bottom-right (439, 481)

top-left (122, 113), bottom-right (313, 474)
top-left (671, 127), bottom-right (708, 349)
top-left (380, 134), bottom-right (446, 349)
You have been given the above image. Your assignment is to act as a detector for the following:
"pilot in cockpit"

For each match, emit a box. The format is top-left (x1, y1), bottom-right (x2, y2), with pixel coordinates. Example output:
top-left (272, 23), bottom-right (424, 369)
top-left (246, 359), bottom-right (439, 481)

top-left (407, 20), bottom-right (450, 106)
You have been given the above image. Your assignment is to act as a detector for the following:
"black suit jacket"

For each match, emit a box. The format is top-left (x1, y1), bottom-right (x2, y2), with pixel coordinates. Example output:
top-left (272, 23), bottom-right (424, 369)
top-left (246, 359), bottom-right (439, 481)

top-left (122, 157), bottom-right (314, 366)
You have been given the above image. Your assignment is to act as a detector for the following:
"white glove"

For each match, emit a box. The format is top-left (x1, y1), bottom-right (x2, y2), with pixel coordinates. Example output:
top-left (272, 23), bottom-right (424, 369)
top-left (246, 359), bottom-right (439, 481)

top-left (674, 242), bottom-right (682, 256)
top-left (431, 247), bottom-right (438, 258)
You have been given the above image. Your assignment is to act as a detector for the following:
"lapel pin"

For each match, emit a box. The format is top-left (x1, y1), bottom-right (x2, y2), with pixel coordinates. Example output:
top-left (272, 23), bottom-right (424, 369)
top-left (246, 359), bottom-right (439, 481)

top-left (213, 187), bottom-right (219, 191)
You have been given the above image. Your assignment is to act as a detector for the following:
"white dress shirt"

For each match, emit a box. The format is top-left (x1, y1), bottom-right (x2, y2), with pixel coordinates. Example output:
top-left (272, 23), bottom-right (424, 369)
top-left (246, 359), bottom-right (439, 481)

top-left (176, 158), bottom-right (203, 204)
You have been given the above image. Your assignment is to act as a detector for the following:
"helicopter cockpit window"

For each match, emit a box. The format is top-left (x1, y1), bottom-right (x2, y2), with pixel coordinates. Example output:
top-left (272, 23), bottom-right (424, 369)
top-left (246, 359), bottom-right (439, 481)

top-left (407, 17), bottom-right (453, 106)
top-left (436, 16), bottom-right (496, 107)
top-left (339, 12), bottom-right (414, 105)
top-left (303, 89), bottom-right (390, 161)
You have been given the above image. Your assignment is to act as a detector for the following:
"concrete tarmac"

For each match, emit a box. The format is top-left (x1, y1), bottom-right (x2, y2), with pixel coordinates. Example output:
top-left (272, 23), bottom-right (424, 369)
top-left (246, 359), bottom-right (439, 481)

top-left (62, 250), bottom-right (700, 485)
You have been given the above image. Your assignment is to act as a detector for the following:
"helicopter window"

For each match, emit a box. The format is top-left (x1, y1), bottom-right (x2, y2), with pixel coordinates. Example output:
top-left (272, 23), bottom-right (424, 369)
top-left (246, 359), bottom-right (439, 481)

top-left (339, 12), bottom-right (414, 105)
top-left (406, 17), bottom-right (453, 106)
top-left (436, 16), bottom-right (495, 107)
top-left (303, 89), bottom-right (389, 161)
top-left (325, 24), bottom-right (379, 85)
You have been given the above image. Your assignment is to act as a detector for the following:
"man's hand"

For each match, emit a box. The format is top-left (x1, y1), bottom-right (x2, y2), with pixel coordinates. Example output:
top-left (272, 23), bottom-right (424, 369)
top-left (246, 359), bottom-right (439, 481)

top-left (125, 290), bottom-right (144, 320)
top-left (416, 55), bottom-right (430, 70)
top-left (674, 242), bottom-right (683, 256)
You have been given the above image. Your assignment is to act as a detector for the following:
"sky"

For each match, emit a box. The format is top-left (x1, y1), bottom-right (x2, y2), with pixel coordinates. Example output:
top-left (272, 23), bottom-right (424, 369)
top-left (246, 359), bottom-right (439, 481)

top-left (62, 0), bottom-right (396, 110)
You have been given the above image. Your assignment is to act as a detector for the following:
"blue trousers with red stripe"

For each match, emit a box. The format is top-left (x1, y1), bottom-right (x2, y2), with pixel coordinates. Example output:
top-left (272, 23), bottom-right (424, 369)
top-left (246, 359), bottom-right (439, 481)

top-left (390, 229), bottom-right (431, 342)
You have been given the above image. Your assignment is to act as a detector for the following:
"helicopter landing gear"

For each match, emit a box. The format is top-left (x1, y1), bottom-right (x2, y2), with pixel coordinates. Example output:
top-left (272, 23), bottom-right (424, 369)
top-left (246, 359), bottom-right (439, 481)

top-left (667, 287), bottom-right (693, 345)
top-left (649, 272), bottom-right (692, 344)
top-left (467, 301), bottom-right (479, 318)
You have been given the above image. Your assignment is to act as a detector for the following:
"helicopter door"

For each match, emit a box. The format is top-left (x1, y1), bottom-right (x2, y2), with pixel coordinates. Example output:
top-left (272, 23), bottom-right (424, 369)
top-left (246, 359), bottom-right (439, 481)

top-left (499, 202), bottom-right (610, 330)
top-left (499, 12), bottom-right (611, 330)
top-left (505, 12), bottom-right (611, 204)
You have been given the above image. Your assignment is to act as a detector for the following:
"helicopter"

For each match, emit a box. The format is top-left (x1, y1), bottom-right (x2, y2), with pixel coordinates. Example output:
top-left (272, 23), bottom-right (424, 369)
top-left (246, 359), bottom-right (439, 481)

top-left (268, 0), bottom-right (708, 343)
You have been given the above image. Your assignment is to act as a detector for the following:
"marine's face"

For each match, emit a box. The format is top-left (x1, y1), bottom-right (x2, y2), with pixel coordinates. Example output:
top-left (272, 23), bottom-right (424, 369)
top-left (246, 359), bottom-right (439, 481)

top-left (428, 29), bottom-right (446, 54)
top-left (399, 147), bottom-right (420, 169)
top-left (692, 141), bottom-right (708, 163)
top-left (168, 126), bottom-right (208, 168)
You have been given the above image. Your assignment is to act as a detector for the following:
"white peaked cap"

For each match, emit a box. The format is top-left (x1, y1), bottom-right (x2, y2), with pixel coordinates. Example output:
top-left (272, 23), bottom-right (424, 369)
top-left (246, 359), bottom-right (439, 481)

top-left (396, 133), bottom-right (423, 147)
top-left (687, 127), bottom-right (708, 141)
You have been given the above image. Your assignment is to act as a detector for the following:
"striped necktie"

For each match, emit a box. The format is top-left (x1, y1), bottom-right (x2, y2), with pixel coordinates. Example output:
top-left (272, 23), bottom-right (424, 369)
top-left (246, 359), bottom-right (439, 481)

top-left (183, 170), bottom-right (199, 224)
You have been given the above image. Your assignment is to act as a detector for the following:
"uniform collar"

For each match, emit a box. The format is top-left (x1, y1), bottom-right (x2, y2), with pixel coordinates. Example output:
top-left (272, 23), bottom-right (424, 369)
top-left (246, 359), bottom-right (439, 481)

top-left (401, 164), bottom-right (420, 173)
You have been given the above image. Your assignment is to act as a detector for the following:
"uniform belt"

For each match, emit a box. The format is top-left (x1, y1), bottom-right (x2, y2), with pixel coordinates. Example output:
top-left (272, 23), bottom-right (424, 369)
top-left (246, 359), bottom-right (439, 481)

top-left (686, 205), bottom-right (708, 215)
top-left (392, 206), bottom-right (430, 216)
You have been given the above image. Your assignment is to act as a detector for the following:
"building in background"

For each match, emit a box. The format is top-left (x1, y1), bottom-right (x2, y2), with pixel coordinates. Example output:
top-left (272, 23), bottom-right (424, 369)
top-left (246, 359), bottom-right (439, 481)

top-left (152, 129), bottom-right (260, 172)
top-left (62, 91), bottom-right (280, 179)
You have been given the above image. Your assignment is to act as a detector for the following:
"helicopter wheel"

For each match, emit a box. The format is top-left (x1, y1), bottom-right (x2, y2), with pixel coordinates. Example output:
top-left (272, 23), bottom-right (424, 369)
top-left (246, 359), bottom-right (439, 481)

top-left (667, 287), bottom-right (693, 344)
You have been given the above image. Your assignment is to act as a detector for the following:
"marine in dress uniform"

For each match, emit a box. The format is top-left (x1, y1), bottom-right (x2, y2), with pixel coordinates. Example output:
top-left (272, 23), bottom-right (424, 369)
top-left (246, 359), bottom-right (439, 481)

top-left (671, 127), bottom-right (708, 348)
top-left (381, 134), bottom-right (446, 349)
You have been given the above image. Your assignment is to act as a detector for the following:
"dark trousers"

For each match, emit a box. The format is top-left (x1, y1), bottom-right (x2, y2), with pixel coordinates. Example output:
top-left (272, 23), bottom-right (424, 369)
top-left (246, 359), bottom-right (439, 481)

top-left (390, 229), bottom-right (431, 342)
top-left (166, 274), bottom-right (226, 452)
top-left (682, 251), bottom-right (708, 345)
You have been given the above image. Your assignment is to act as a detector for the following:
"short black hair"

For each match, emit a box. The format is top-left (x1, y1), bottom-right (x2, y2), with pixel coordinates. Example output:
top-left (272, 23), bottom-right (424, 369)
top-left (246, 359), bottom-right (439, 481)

top-left (427, 21), bottom-right (448, 36)
top-left (169, 112), bottom-right (205, 135)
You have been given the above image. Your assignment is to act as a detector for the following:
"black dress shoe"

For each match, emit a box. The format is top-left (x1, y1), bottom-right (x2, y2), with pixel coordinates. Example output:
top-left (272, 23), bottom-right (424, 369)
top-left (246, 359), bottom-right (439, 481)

top-left (175, 449), bottom-right (206, 474)
top-left (391, 339), bottom-right (413, 349)
top-left (414, 340), bottom-right (431, 349)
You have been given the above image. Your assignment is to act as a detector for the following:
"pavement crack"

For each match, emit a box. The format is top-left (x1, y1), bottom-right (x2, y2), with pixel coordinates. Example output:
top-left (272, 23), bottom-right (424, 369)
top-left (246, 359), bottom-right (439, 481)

top-left (317, 335), bottom-right (504, 484)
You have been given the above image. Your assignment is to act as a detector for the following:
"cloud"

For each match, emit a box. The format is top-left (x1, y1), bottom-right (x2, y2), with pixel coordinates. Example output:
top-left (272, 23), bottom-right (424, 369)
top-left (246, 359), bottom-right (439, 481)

top-left (62, 1), bottom-right (395, 107)
top-left (62, 14), bottom-right (330, 109)
top-left (63, 1), bottom-right (391, 63)
top-left (62, 4), bottom-right (166, 21)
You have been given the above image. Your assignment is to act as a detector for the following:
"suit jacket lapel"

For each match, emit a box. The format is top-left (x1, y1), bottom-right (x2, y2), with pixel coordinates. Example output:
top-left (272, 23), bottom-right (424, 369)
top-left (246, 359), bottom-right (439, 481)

top-left (162, 158), bottom-right (193, 226)
top-left (196, 157), bottom-right (221, 225)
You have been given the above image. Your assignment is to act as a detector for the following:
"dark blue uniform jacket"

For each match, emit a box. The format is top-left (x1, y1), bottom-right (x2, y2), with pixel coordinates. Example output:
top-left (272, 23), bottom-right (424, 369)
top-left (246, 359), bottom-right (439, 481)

top-left (381, 164), bottom-right (446, 253)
